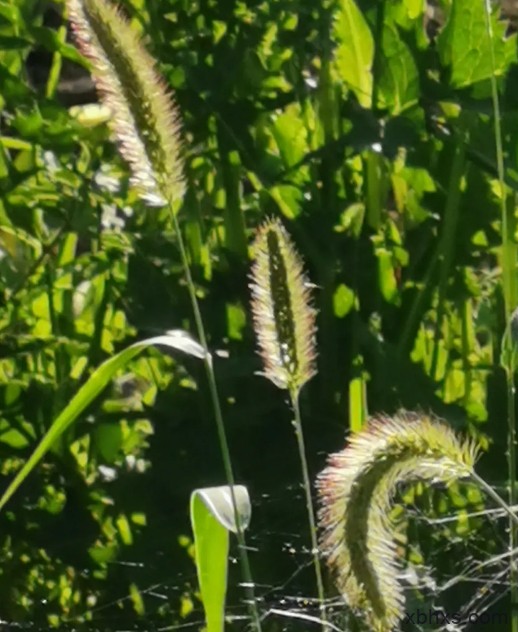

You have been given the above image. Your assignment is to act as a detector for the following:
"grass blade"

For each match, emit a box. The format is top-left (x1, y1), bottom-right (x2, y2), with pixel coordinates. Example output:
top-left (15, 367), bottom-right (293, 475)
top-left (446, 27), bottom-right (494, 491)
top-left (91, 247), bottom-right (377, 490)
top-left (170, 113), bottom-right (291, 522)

top-left (0, 331), bottom-right (206, 511)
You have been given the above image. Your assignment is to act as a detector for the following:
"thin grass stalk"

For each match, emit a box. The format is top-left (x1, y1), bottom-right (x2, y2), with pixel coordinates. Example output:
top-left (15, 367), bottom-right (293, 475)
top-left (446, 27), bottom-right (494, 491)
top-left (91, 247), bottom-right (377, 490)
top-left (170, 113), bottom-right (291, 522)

top-left (482, 1), bottom-right (518, 628)
top-left (291, 388), bottom-right (327, 628)
top-left (471, 471), bottom-right (518, 529)
top-left (167, 202), bottom-right (263, 632)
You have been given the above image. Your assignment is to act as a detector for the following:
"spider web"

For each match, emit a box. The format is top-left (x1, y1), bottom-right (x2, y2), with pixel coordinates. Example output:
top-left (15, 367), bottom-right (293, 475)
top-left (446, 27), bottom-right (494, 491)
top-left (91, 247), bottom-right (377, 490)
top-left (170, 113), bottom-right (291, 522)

top-left (0, 484), bottom-right (514, 632)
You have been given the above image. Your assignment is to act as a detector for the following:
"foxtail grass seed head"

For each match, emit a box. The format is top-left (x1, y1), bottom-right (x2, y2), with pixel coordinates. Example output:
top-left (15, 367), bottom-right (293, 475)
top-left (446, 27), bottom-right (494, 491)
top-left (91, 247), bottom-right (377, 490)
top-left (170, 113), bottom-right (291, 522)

top-left (317, 412), bottom-right (479, 632)
top-left (67, 0), bottom-right (185, 206)
top-left (249, 219), bottom-right (317, 394)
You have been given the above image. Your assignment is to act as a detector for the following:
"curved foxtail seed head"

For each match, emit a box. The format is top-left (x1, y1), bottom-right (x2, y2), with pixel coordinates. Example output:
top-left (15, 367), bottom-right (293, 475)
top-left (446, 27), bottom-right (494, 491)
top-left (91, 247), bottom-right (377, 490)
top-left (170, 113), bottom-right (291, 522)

top-left (67, 0), bottom-right (185, 206)
top-left (317, 412), bottom-right (479, 632)
top-left (249, 218), bottom-right (317, 394)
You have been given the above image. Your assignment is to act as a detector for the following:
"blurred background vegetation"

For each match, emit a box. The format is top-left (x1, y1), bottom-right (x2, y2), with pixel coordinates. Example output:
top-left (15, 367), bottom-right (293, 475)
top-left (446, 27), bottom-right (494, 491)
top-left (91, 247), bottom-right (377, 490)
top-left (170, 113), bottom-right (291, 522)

top-left (2, 0), bottom-right (518, 629)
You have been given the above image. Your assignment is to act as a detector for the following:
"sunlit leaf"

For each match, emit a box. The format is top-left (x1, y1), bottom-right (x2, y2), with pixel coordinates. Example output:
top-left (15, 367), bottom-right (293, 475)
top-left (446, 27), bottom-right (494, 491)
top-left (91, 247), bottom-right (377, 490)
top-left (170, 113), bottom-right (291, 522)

top-left (378, 23), bottom-right (419, 114)
top-left (438, 0), bottom-right (516, 88)
top-left (0, 331), bottom-right (207, 511)
top-left (190, 486), bottom-right (251, 632)
top-left (333, 0), bottom-right (374, 108)
top-left (333, 284), bottom-right (355, 318)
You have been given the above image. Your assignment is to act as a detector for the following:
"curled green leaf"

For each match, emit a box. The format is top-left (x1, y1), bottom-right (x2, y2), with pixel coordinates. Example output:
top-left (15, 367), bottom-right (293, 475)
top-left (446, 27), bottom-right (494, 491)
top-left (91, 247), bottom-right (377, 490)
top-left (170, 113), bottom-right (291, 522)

top-left (190, 486), bottom-right (251, 632)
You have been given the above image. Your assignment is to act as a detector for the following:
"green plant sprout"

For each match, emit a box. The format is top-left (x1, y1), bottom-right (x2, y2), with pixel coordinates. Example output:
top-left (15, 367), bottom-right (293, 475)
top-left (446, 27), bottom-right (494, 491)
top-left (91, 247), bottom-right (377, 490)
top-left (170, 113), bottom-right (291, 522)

top-left (190, 485), bottom-right (252, 632)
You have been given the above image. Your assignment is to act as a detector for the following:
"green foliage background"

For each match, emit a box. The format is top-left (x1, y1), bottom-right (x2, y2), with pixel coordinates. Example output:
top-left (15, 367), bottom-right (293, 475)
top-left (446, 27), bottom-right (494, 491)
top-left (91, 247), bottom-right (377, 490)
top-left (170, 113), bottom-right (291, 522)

top-left (1, 0), bottom-right (518, 628)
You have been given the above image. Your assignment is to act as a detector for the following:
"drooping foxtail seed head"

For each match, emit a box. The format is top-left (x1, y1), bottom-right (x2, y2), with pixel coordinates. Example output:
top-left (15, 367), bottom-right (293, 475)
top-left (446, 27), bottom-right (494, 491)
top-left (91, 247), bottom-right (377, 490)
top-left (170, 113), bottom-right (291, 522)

top-left (249, 218), bottom-right (317, 394)
top-left (317, 412), bottom-right (479, 631)
top-left (67, 0), bottom-right (185, 206)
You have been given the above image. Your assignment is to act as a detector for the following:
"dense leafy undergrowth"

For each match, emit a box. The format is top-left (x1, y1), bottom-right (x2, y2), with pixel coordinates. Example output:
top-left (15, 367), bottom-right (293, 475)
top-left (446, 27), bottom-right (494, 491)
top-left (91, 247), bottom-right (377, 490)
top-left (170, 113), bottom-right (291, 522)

top-left (2, 0), bottom-right (518, 629)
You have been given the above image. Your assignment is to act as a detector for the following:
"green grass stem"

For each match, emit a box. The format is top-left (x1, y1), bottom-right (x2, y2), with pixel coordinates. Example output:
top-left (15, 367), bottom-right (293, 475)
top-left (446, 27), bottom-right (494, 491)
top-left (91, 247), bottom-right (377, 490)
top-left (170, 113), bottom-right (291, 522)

top-left (472, 472), bottom-right (518, 530)
top-left (290, 388), bottom-right (327, 630)
top-left (167, 202), bottom-right (263, 632)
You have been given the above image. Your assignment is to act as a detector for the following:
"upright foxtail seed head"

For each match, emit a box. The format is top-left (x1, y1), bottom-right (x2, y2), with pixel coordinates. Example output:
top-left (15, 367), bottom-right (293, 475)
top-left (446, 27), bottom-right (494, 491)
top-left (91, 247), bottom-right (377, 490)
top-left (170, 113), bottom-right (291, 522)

top-left (249, 218), bottom-right (317, 394)
top-left (67, 0), bottom-right (185, 206)
top-left (317, 412), bottom-right (479, 632)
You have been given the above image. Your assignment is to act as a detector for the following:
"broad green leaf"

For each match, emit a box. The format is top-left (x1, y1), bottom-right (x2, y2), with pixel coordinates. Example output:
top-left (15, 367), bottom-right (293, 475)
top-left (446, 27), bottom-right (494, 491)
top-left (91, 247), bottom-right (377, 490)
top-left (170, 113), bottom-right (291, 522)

top-left (333, 284), bottom-right (355, 318)
top-left (337, 203), bottom-right (365, 238)
top-left (190, 486), bottom-right (251, 632)
top-left (333, 0), bottom-right (374, 108)
top-left (378, 23), bottom-right (419, 115)
top-left (0, 428), bottom-right (29, 449)
top-left (0, 331), bottom-right (206, 511)
top-left (377, 248), bottom-right (400, 305)
top-left (437, 0), bottom-right (516, 88)
top-left (270, 184), bottom-right (303, 219)
top-left (270, 104), bottom-right (308, 168)
top-left (391, 165), bottom-right (435, 224)
top-left (0, 1), bottom-right (22, 25)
